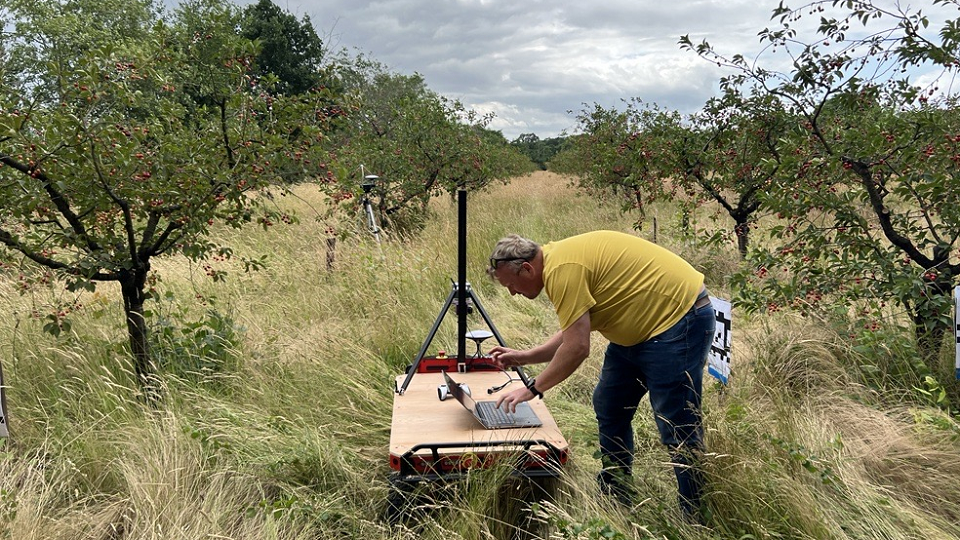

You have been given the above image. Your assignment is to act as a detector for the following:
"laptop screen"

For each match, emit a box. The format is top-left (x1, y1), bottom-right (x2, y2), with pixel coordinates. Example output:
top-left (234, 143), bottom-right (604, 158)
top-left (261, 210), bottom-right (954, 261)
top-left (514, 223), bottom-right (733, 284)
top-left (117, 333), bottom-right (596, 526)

top-left (444, 371), bottom-right (477, 413)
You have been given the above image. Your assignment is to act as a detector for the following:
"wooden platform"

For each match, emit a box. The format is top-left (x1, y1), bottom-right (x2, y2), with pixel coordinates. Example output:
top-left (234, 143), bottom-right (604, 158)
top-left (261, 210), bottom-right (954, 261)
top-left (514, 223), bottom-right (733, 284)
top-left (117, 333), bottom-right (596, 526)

top-left (389, 370), bottom-right (569, 477)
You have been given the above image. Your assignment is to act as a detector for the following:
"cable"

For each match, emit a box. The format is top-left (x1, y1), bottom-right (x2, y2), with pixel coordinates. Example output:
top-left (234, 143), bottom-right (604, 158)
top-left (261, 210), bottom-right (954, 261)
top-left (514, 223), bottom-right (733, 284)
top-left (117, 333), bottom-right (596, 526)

top-left (487, 370), bottom-right (523, 394)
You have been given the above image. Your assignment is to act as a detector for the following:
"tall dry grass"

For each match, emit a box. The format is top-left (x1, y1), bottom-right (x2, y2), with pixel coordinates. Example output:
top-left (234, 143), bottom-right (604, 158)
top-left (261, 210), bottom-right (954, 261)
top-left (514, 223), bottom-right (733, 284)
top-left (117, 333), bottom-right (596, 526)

top-left (0, 171), bottom-right (957, 539)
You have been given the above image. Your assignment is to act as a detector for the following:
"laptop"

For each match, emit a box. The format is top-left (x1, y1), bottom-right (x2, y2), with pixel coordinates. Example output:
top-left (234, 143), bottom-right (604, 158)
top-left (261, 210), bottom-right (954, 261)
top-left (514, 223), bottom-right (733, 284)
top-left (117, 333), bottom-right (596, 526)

top-left (443, 371), bottom-right (543, 429)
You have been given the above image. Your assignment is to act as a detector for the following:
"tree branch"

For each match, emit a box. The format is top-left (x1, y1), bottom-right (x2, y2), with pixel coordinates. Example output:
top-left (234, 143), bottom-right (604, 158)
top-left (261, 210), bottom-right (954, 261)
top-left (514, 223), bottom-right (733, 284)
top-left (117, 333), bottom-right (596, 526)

top-left (847, 158), bottom-right (932, 267)
top-left (0, 153), bottom-right (102, 252)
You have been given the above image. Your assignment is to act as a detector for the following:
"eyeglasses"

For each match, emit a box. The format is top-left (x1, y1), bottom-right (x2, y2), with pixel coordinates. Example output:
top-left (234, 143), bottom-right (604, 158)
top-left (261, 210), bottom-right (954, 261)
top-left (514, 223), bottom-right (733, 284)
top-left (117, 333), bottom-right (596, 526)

top-left (489, 257), bottom-right (527, 270)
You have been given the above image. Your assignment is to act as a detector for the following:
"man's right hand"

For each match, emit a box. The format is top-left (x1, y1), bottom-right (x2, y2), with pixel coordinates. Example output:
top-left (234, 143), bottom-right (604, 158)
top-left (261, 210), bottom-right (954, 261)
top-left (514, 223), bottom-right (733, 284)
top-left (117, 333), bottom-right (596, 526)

top-left (489, 346), bottom-right (524, 369)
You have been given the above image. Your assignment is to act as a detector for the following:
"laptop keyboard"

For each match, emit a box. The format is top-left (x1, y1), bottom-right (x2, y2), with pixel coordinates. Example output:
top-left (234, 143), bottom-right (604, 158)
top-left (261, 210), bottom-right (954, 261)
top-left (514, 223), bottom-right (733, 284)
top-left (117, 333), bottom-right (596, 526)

top-left (477, 401), bottom-right (514, 425)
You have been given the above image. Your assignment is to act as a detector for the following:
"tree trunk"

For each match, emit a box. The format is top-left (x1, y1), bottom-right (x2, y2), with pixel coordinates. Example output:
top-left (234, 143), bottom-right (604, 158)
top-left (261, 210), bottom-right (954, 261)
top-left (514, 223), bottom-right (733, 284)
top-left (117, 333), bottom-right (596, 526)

top-left (911, 279), bottom-right (953, 372)
top-left (119, 266), bottom-right (153, 390)
top-left (734, 220), bottom-right (749, 259)
top-left (914, 317), bottom-right (948, 373)
top-left (325, 236), bottom-right (337, 271)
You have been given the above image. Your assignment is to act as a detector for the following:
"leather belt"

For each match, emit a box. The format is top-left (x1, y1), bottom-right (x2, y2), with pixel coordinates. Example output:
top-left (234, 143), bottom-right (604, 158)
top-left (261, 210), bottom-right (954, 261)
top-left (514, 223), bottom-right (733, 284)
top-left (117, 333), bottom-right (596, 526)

top-left (693, 288), bottom-right (712, 310)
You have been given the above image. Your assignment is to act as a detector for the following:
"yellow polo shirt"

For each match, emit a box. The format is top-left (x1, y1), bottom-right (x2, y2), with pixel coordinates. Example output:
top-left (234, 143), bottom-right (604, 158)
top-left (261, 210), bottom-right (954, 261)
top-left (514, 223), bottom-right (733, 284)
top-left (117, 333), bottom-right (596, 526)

top-left (541, 230), bottom-right (704, 346)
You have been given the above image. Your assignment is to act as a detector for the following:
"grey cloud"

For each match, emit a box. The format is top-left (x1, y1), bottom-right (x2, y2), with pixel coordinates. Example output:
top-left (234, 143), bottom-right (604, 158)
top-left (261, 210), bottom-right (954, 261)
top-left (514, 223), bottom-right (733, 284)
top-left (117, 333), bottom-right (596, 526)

top-left (226, 0), bottom-right (956, 140)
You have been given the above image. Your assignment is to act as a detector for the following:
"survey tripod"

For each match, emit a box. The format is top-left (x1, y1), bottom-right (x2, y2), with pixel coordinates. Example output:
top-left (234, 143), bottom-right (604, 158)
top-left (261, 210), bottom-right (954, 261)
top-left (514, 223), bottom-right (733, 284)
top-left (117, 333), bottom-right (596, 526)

top-left (395, 188), bottom-right (532, 395)
top-left (360, 174), bottom-right (382, 244)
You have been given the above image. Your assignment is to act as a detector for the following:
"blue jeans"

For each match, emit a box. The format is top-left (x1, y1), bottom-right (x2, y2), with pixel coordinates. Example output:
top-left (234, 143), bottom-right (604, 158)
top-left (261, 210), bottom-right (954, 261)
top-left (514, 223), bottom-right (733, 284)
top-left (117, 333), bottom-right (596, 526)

top-left (592, 300), bottom-right (715, 513)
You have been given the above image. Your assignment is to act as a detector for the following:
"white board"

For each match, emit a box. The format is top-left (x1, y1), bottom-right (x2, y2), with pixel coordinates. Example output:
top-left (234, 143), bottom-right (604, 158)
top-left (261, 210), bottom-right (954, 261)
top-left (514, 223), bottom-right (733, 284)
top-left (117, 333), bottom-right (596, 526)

top-left (708, 296), bottom-right (732, 385)
top-left (0, 360), bottom-right (7, 437)
top-left (955, 286), bottom-right (959, 380)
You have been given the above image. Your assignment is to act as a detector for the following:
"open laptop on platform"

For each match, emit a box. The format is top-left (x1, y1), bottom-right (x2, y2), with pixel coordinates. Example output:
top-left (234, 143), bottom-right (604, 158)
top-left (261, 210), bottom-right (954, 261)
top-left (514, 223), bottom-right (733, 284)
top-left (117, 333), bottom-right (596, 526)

top-left (443, 371), bottom-right (543, 429)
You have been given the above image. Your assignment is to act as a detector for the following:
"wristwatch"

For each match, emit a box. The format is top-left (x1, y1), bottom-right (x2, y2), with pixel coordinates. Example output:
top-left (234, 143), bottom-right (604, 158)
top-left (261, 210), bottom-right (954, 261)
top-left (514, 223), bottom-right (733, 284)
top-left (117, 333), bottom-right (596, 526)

top-left (525, 377), bottom-right (544, 399)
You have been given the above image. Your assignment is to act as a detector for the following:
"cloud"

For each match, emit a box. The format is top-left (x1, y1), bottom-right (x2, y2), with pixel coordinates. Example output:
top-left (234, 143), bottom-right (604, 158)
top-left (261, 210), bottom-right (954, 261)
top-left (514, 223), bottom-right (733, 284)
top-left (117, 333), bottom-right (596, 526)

top-left (225, 0), bottom-right (957, 140)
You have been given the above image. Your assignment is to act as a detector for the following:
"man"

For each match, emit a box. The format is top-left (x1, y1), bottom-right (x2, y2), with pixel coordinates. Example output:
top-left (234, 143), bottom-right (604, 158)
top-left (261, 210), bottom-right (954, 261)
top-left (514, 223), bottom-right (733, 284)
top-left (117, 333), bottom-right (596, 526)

top-left (487, 231), bottom-right (715, 519)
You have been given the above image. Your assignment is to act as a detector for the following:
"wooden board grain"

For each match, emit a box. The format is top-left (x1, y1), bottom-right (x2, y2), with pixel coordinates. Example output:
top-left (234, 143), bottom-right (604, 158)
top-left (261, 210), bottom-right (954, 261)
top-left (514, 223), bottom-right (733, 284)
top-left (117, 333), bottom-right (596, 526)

top-left (389, 370), bottom-right (568, 467)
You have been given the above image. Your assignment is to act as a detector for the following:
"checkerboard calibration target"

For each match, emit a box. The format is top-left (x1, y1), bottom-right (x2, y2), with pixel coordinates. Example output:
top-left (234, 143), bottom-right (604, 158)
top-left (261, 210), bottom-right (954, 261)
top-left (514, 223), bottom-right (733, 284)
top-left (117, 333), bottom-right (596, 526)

top-left (708, 296), bottom-right (732, 385)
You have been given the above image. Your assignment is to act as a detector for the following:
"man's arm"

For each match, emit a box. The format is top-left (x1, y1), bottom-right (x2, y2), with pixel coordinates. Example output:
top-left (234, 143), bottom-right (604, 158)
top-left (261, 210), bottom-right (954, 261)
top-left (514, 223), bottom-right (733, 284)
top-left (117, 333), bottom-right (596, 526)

top-left (495, 311), bottom-right (591, 412)
top-left (527, 331), bottom-right (565, 363)
top-left (528, 312), bottom-right (591, 394)
top-left (489, 330), bottom-right (563, 367)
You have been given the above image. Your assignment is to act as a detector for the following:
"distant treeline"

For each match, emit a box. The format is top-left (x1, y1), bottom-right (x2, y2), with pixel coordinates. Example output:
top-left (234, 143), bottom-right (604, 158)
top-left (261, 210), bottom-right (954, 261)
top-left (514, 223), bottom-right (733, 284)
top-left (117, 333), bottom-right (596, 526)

top-left (510, 133), bottom-right (568, 170)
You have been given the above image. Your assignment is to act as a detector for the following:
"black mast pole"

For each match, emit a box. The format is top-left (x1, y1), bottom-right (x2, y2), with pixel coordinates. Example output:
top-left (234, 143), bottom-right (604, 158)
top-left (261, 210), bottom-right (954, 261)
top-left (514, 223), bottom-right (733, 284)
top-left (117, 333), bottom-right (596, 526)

top-left (457, 188), bottom-right (468, 362)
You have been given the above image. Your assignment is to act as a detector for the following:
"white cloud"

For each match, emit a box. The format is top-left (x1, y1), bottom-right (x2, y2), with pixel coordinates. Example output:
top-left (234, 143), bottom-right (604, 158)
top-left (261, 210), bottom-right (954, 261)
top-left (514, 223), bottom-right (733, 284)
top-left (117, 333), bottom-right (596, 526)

top-left (201, 0), bottom-right (958, 140)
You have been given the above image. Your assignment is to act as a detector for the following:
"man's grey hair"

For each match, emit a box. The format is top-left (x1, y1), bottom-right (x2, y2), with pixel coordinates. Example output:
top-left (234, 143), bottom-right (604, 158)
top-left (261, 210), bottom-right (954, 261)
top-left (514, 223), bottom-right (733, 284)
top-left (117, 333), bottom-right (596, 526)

top-left (487, 234), bottom-right (540, 277)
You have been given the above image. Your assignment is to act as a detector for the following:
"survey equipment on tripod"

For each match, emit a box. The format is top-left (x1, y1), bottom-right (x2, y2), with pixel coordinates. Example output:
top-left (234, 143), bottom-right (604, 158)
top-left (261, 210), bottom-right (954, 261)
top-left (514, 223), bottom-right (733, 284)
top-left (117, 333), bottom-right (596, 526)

top-left (466, 329), bottom-right (494, 358)
top-left (361, 174), bottom-right (377, 194)
top-left (360, 174), bottom-right (382, 243)
top-left (394, 189), bottom-right (533, 395)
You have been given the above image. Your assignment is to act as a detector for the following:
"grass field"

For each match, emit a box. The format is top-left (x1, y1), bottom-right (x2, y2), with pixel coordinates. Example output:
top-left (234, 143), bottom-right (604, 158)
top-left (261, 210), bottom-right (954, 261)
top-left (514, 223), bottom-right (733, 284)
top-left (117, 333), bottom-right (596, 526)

top-left (0, 171), bottom-right (959, 539)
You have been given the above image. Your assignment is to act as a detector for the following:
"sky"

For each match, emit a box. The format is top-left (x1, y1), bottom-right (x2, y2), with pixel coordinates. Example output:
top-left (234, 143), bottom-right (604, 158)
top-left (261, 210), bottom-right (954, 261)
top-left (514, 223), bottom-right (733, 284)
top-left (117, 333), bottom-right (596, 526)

top-left (223, 0), bottom-right (955, 141)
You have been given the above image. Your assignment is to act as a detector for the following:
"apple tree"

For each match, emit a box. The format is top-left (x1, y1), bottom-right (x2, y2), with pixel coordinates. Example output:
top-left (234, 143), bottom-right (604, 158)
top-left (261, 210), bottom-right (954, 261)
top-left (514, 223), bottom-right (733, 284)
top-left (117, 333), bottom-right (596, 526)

top-left (328, 61), bottom-right (533, 236)
top-left (550, 101), bottom-right (681, 230)
top-left (684, 0), bottom-right (960, 366)
top-left (0, 0), bottom-right (334, 384)
top-left (554, 88), bottom-right (787, 258)
top-left (669, 87), bottom-right (790, 258)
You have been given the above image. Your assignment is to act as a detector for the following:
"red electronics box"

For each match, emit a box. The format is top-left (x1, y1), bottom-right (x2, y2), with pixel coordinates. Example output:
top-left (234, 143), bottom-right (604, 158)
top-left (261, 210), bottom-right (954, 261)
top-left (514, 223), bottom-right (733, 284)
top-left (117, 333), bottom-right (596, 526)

top-left (414, 352), bottom-right (502, 374)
